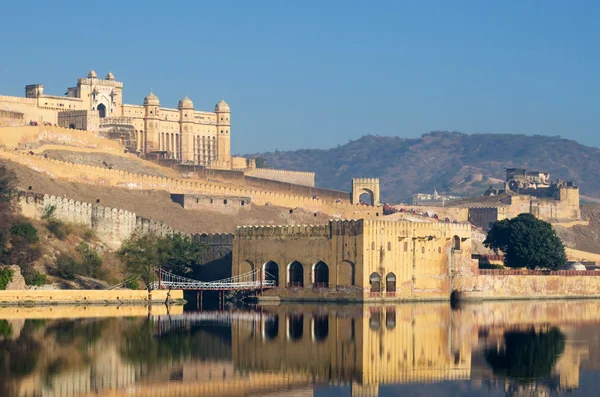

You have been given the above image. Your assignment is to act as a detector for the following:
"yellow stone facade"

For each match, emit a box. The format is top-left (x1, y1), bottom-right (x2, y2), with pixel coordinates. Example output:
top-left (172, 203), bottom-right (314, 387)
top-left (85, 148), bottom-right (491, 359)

top-left (1, 70), bottom-right (236, 168)
top-left (232, 219), bottom-right (474, 300)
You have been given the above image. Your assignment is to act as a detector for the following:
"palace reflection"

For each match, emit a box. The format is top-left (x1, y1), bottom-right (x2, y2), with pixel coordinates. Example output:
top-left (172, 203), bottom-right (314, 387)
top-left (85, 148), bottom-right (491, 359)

top-left (0, 301), bottom-right (599, 397)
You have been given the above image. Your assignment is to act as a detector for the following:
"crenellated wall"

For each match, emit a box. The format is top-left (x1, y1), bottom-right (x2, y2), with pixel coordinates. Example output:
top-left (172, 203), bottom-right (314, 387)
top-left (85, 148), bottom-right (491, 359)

top-left (244, 168), bottom-right (315, 187)
top-left (1, 148), bottom-right (378, 217)
top-left (0, 95), bottom-right (57, 124)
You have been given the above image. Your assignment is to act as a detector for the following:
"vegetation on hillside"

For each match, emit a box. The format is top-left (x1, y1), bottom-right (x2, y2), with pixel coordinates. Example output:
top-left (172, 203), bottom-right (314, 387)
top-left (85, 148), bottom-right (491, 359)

top-left (484, 214), bottom-right (567, 270)
top-left (118, 233), bottom-right (209, 291)
top-left (246, 131), bottom-right (600, 202)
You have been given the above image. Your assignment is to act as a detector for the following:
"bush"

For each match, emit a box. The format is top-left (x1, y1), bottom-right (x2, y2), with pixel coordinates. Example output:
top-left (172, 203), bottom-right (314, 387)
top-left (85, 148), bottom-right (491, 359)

top-left (0, 267), bottom-right (13, 290)
top-left (46, 219), bottom-right (70, 241)
top-left (10, 222), bottom-right (38, 243)
top-left (55, 255), bottom-right (78, 280)
top-left (25, 271), bottom-right (46, 287)
top-left (125, 279), bottom-right (139, 290)
top-left (76, 242), bottom-right (102, 278)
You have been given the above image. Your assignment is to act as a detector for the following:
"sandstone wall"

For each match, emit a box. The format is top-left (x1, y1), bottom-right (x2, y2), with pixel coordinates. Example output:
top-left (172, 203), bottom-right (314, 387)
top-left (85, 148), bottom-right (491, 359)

top-left (244, 168), bottom-right (315, 187)
top-left (0, 289), bottom-right (183, 304)
top-left (171, 193), bottom-right (251, 213)
top-left (390, 205), bottom-right (470, 222)
top-left (0, 95), bottom-right (58, 124)
top-left (1, 148), bottom-right (376, 217)
top-left (455, 270), bottom-right (600, 299)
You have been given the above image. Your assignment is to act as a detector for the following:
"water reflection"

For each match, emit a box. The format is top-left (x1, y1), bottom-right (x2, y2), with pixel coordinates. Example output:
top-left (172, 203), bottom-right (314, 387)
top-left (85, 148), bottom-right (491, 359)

top-left (0, 301), bottom-right (599, 396)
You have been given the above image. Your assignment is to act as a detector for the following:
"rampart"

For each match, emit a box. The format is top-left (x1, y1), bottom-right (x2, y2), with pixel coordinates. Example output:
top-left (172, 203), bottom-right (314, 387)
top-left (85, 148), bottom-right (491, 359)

top-left (0, 109), bottom-right (24, 120)
top-left (455, 270), bottom-right (600, 300)
top-left (0, 125), bottom-right (123, 152)
top-left (1, 148), bottom-right (377, 217)
top-left (244, 168), bottom-right (315, 187)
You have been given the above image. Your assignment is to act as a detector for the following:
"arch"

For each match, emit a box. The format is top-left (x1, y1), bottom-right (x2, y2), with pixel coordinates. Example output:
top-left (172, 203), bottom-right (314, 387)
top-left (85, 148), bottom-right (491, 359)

top-left (358, 189), bottom-right (374, 205)
top-left (262, 315), bottom-right (279, 341)
top-left (338, 260), bottom-right (355, 286)
top-left (287, 314), bottom-right (303, 341)
top-left (68, 123), bottom-right (75, 129)
top-left (288, 261), bottom-right (304, 287)
top-left (240, 260), bottom-right (255, 280)
top-left (312, 261), bottom-right (329, 288)
top-left (263, 261), bottom-right (279, 287)
top-left (312, 315), bottom-right (329, 342)
top-left (386, 272), bottom-right (396, 293)
top-left (453, 235), bottom-right (461, 250)
top-left (370, 272), bottom-right (381, 293)
top-left (97, 103), bottom-right (106, 118)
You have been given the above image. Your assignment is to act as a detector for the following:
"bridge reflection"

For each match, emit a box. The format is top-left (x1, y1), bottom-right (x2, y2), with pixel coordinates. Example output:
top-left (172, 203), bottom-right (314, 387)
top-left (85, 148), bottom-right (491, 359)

top-left (1, 300), bottom-right (600, 397)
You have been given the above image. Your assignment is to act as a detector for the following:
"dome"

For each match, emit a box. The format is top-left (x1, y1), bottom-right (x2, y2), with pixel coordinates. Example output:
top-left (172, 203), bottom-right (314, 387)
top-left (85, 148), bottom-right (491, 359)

top-left (177, 95), bottom-right (194, 109)
top-left (106, 72), bottom-right (115, 80)
top-left (88, 70), bottom-right (97, 78)
top-left (143, 91), bottom-right (160, 106)
top-left (214, 98), bottom-right (230, 112)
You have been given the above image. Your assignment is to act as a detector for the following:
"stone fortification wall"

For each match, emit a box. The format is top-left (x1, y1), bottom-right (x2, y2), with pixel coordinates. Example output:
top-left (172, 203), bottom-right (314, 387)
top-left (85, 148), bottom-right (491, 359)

top-left (0, 109), bottom-right (24, 120)
top-left (0, 289), bottom-right (183, 305)
top-left (244, 168), bottom-right (315, 187)
top-left (196, 167), bottom-right (349, 202)
top-left (19, 191), bottom-right (174, 248)
top-left (504, 194), bottom-right (580, 222)
top-left (1, 148), bottom-right (376, 217)
top-left (57, 109), bottom-right (100, 131)
top-left (467, 207), bottom-right (507, 230)
top-left (389, 205), bottom-right (470, 223)
top-left (171, 193), bottom-right (251, 213)
top-left (0, 125), bottom-right (122, 152)
top-left (455, 271), bottom-right (600, 300)
top-left (0, 95), bottom-right (57, 124)
top-left (236, 224), bottom-right (331, 239)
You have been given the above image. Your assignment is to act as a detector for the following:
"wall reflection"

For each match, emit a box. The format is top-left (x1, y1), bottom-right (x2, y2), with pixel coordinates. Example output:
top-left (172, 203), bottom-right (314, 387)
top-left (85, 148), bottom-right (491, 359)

top-left (0, 300), bottom-right (598, 397)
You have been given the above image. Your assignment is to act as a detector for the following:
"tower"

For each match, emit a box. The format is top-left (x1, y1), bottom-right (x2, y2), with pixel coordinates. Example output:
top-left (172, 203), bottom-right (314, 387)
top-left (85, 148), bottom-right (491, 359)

top-left (215, 98), bottom-right (231, 167)
top-left (351, 178), bottom-right (380, 205)
top-left (178, 95), bottom-right (194, 162)
top-left (143, 91), bottom-right (160, 153)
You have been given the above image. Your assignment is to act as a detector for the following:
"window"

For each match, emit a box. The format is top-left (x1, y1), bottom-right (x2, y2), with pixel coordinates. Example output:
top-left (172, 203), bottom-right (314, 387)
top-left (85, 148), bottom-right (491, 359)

top-left (241, 200), bottom-right (245, 206)
top-left (371, 242), bottom-right (375, 250)
top-left (387, 242), bottom-right (391, 251)
top-left (421, 246), bottom-right (425, 253)
top-left (224, 199), bottom-right (228, 204)
top-left (404, 242), bottom-right (408, 252)
top-left (438, 247), bottom-right (441, 253)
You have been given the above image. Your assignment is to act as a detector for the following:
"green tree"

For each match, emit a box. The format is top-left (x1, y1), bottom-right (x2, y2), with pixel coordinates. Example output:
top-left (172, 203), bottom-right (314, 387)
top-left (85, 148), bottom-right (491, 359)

top-left (118, 233), bottom-right (160, 292)
top-left (484, 213), bottom-right (567, 270)
top-left (159, 233), bottom-right (208, 277)
top-left (254, 157), bottom-right (267, 168)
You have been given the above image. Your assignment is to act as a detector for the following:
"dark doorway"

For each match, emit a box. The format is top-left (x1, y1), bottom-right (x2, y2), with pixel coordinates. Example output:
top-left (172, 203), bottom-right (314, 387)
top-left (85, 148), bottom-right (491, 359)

top-left (288, 261), bottom-right (304, 287)
top-left (313, 261), bottom-right (329, 288)
top-left (97, 103), bottom-right (106, 118)
top-left (263, 261), bottom-right (279, 287)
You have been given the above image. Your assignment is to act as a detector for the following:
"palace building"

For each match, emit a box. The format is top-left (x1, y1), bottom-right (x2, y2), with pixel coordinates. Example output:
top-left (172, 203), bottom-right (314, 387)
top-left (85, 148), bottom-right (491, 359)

top-left (3, 70), bottom-right (239, 169)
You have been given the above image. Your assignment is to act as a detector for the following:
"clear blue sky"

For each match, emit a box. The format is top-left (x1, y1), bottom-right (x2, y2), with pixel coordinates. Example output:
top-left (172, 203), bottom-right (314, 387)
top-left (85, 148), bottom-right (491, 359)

top-left (1, 0), bottom-right (599, 153)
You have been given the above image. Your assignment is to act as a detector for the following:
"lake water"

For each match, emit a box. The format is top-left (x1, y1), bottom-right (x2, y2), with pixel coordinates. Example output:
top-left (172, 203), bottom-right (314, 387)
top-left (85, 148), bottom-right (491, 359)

top-left (1, 300), bottom-right (600, 397)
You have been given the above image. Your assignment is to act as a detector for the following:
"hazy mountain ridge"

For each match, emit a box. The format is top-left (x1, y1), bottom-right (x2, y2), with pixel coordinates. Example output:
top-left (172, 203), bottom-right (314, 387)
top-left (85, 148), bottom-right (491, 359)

top-left (245, 131), bottom-right (600, 202)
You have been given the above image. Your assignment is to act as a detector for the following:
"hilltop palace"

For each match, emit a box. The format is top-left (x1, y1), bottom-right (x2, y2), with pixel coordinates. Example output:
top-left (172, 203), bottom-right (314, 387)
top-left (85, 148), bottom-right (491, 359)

top-left (0, 70), bottom-right (242, 169)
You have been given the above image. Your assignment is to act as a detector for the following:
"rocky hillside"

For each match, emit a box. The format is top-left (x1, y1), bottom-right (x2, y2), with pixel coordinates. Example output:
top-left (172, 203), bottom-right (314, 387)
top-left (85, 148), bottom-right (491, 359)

top-left (246, 132), bottom-right (600, 202)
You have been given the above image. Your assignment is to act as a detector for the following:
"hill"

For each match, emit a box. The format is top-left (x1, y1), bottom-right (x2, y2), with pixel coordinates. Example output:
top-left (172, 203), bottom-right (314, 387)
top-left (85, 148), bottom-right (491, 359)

top-left (246, 131), bottom-right (600, 202)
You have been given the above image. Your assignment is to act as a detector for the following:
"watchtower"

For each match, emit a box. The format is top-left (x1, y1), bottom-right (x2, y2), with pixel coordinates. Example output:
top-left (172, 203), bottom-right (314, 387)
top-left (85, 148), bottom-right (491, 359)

top-left (351, 178), bottom-right (380, 205)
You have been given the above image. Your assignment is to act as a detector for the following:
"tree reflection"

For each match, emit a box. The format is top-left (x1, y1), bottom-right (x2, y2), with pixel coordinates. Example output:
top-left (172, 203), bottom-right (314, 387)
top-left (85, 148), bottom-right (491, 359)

top-left (485, 327), bottom-right (565, 381)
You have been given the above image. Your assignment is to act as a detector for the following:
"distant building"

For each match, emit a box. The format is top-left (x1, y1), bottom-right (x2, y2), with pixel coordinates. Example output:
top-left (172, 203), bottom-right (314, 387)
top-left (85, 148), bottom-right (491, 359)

top-left (411, 188), bottom-right (460, 206)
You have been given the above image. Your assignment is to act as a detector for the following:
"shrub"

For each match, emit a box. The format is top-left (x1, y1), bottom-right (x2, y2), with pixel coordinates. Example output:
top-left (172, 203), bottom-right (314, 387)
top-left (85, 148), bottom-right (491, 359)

top-left (55, 255), bottom-right (78, 280)
top-left (76, 242), bottom-right (102, 278)
top-left (0, 267), bottom-right (14, 290)
top-left (10, 222), bottom-right (38, 243)
top-left (41, 205), bottom-right (56, 220)
top-left (47, 219), bottom-right (70, 241)
top-left (125, 279), bottom-right (140, 290)
top-left (25, 271), bottom-right (46, 286)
